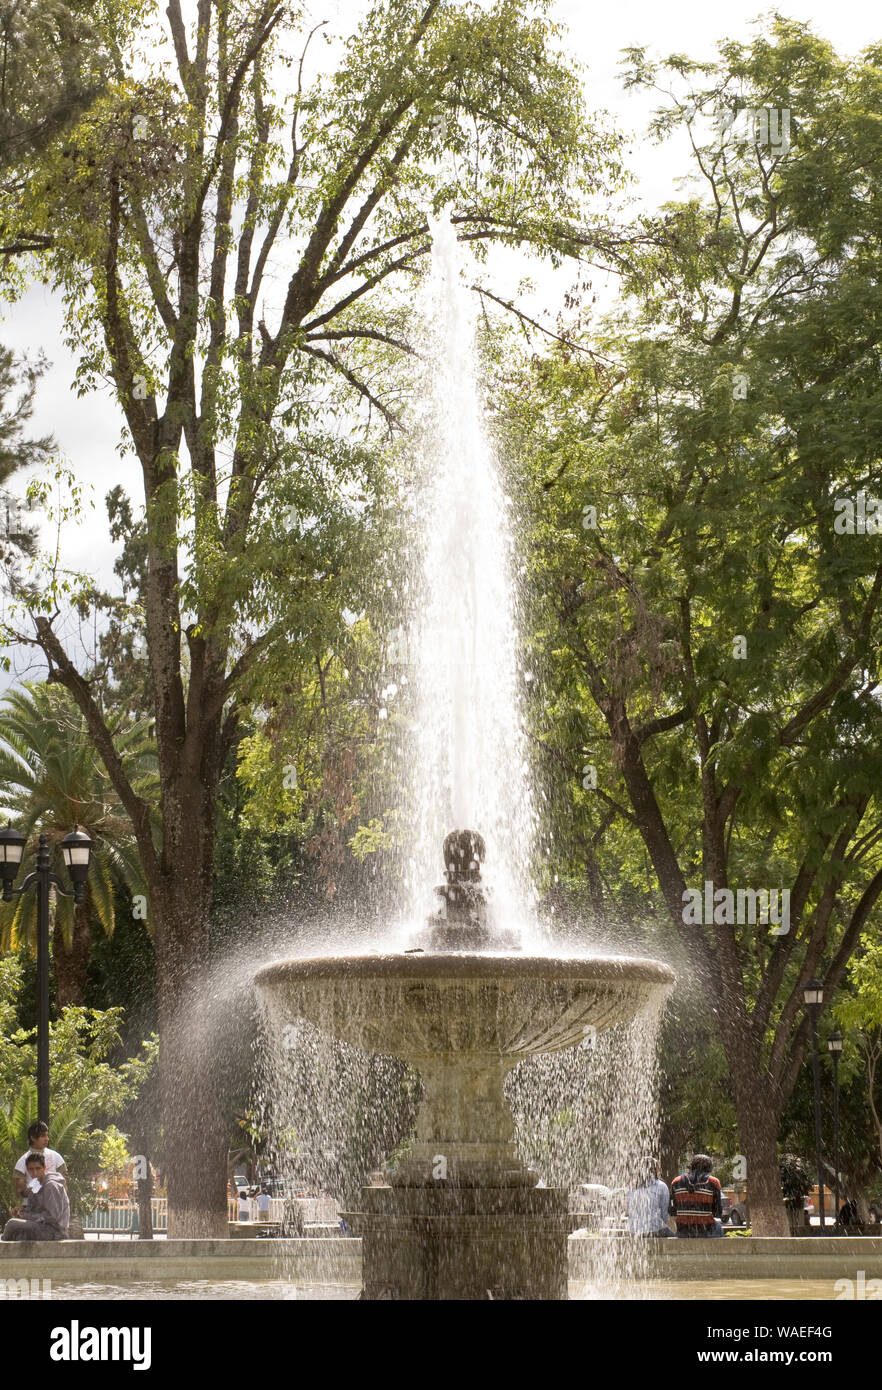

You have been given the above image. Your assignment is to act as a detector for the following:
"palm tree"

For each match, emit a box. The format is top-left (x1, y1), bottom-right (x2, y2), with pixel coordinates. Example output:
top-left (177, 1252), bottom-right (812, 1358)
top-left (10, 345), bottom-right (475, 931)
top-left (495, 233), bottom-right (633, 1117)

top-left (0, 1076), bottom-right (97, 1220)
top-left (0, 682), bottom-right (157, 1004)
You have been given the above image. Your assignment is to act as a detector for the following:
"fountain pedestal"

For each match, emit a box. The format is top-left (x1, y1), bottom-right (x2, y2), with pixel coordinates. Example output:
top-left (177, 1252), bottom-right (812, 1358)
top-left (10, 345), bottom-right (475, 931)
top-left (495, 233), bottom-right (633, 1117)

top-left (349, 1182), bottom-right (569, 1300)
top-left (348, 1049), bottom-right (568, 1299)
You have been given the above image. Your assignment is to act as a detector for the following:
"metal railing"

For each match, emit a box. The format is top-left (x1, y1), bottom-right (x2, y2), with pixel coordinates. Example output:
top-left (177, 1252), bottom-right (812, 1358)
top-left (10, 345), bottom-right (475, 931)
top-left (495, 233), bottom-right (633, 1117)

top-left (82, 1197), bottom-right (168, 1236)
top-left (83, 1194), bottom-right (339, 1235)
top-left (229, 1195), bottom-right (338, 1226)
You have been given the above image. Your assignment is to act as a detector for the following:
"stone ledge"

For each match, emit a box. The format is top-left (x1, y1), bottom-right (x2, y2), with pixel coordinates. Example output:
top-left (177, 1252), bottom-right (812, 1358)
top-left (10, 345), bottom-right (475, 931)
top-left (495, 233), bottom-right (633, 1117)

top-left (1, 1235), bottom-right (878, 1286)
top-left (0, 1238), bottom-right (360, 1283)
top-left (0, 1238), bottom-right (356, 1259)
top-left (570, 1235), bottom-right (882, 1280)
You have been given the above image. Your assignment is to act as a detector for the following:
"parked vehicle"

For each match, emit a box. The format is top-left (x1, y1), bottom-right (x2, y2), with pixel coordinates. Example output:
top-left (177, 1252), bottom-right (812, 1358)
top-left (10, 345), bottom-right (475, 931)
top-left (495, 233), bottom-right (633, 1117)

top-left (721, 1190), bottom-right (747, 1226)
top-left (257, 1176), bottom-right (288, 1198)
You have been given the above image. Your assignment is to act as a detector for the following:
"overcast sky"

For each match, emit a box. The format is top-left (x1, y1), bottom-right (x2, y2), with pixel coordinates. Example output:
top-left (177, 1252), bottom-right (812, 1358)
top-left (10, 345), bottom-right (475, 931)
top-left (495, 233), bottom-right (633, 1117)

top-left (4, 0), bottom-right (878, 655)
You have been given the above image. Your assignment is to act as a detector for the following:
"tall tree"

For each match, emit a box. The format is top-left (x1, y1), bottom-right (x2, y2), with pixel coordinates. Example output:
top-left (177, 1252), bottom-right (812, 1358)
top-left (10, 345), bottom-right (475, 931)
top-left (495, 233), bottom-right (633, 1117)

top-left (0, 0), bottom-right (622, 1232)
top-left (505, 20), bottom-right (882, 1233)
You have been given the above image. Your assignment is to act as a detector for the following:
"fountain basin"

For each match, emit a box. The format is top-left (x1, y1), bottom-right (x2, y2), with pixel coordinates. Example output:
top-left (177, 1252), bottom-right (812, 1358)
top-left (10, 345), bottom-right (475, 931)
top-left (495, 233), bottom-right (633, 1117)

top-left (257, 950), bottom-right (673, 1297)
top-left (254, 951), bottom-right (674, 1062)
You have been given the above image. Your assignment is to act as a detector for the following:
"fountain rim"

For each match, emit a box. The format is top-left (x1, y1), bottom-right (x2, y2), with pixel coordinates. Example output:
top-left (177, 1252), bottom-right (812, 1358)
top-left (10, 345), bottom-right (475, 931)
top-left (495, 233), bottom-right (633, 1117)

top-left (254, 951), bottom-right (674, 989)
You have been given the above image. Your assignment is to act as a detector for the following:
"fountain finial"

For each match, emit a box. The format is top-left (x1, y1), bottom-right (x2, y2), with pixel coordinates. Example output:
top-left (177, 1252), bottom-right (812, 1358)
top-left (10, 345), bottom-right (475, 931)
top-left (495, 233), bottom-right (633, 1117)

top-left (408, 829), bottom-right (521, 952)
top-left (443, 829), bottom-right (485, 883)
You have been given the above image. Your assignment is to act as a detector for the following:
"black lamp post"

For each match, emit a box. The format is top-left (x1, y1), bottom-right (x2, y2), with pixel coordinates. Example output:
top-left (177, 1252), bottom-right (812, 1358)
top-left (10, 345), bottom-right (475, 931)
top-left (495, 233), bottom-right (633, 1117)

top-left (0, 824), bottom-right (93, 1122)
top-left (803, 978), bottom-right (825, 1233)
top-left (828, 1031), bottom-right (843, 1233)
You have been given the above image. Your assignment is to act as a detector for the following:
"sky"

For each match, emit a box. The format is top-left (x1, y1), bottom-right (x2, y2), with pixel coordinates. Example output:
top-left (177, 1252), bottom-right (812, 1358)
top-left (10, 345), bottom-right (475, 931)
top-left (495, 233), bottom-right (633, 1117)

top-left (3, 0), bottom-right (879, 663)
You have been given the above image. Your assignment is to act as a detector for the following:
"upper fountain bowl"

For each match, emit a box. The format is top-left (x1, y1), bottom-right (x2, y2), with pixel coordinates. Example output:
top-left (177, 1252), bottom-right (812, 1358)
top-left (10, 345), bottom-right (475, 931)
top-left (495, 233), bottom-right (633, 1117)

top-left (254, 952), bottom-right (674, 1063)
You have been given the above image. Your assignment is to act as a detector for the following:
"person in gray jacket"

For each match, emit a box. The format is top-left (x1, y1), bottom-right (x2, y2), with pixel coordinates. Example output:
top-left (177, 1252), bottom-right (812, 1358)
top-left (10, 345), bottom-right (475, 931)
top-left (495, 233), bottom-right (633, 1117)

top-left (2, 1151), bottom-right (70, 1240)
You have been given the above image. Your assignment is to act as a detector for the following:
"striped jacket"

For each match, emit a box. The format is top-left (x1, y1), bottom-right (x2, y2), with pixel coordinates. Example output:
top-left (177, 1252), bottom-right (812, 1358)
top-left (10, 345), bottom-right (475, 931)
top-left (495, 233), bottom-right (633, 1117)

top-left (670, 1172), bottom-right (722, 1229)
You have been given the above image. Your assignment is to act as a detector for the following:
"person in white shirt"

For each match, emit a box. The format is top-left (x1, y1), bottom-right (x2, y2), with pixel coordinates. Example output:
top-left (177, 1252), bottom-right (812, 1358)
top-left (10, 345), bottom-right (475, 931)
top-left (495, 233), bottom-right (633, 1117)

top-left (3, 1151), bottom-right (70, 1241)
top-left (14, 1121), bottom-right (67, 1199)
top-left (256, 1188), bottom-right (271, 1221)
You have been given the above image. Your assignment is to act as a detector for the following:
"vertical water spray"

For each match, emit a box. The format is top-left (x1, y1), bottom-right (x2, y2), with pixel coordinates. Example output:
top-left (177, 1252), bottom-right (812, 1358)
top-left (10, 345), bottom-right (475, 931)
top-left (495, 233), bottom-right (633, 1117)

top-left (405, 212), bottom-right (536, 934)
top-left (252, 215), bottom-right (676, 1302)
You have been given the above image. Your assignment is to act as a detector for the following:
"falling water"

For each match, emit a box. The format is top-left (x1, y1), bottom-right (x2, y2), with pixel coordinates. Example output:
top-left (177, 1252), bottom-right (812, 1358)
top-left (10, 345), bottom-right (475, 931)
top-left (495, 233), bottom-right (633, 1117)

top-left (248, 213), bottom-right (673, 1299)
top-left (403, 211), bottom-right (537, 935)
top-left (508, 992), bottom-right (668, 1296)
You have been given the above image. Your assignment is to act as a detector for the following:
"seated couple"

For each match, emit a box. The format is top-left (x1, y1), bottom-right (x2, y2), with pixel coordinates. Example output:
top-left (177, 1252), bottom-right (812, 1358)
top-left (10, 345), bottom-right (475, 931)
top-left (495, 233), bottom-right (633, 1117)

top-left (2, 1121), bottom-right (70, 1242)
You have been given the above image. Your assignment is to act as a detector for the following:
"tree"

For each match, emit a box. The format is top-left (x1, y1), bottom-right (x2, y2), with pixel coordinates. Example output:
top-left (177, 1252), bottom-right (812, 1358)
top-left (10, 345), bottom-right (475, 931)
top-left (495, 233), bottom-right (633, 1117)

top-left (0, 681), bottom-right (155, 1005)
top-left (0, 342), bottom-right (51, 575)
top-left (503, 20), bottom-right (882, 1233)
top-left (0, 0), bottom-right (111, 255)
top-left (1, 0), bottom-right (621, 1233)
top-left (838, 936), bottom-right (882, 1176)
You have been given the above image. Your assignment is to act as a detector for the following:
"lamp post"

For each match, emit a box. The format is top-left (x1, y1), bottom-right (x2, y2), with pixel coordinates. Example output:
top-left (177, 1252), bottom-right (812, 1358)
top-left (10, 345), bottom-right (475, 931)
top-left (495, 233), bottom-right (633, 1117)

top-left (828, 1031), bottom-right (843, 1233)
top-left (0, 824), bottom-right (92, 1122)
top-left (803, 978), bottom-right (825, 1233)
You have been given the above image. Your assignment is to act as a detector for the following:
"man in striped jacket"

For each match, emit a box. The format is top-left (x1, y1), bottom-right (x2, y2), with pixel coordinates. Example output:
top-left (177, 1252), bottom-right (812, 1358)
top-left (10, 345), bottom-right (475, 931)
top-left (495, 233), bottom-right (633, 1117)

top-left (670, 1154), bottom-right (723, 1237)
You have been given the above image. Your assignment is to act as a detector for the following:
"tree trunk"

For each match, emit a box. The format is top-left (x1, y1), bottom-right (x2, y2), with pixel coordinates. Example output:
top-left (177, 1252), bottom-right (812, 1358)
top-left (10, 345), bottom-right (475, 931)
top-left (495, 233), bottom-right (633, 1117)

top-left (52, 900), bottom-right (91, 1008)
top-left (601, 687), bottom-right (790, 1236)
top-left (151, 735), bottom-right (229, 1238)
top-left (725, 1021), bottom-right (788, 1236)
top-left (154, 891), bottom-right (229, 1238)
top-left (135, 1157), bottom-right (154, 1240)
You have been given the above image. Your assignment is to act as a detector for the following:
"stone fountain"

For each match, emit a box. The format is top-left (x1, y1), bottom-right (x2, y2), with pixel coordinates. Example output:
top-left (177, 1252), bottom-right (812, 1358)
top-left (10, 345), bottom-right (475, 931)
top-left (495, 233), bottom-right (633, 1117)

top-left (255, 830), bottom-right (673, 1300)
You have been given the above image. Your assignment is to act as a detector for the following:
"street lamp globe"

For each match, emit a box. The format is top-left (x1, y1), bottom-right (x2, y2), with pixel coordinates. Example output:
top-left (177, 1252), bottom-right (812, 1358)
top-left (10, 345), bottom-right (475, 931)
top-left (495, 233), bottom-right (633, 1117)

top-left (0, 823), bottom-right (26, 897)
top-left (803, 978), bottom-right (824, 1008)
top-left (828, 1031), bottom-right (843, 1054)
top-left (60, 826), bottom-right (93, 892)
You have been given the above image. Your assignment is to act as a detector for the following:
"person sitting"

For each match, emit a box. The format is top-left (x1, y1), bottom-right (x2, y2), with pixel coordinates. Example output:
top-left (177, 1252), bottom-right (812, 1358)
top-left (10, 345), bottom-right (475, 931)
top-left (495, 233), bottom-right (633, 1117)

top-left (2, 1151), bottom-right (70, 1241)
top-left (13, 1120), bottom-right (67, 1200)
top-left (669, 1153), bottom-right (724, 1238)
top-left (627, 1158), bottom-right (673, 1237)
top-left (839, 1197), bottom-right (860, 1229)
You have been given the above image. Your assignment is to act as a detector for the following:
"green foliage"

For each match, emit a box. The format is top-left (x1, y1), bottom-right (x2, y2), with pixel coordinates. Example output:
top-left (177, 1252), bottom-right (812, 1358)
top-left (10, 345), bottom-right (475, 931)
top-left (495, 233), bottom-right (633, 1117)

top-left (0, 0), bottom-right (115, 266)
top-left (779, 1152), bottom-right (812, 1209)
top-left (97, 1125), bottom-right (130, 1178)
top-left (0, 955), bottom-right (156, 1216)
top-left (0, 682), bottom-right (156, 958)
top-left (0, 0), bottom-right (619, 756)
top-left (500, 18), bottom-right (882, 1098)
top-left (839, 937), bottom-right (882, 1035)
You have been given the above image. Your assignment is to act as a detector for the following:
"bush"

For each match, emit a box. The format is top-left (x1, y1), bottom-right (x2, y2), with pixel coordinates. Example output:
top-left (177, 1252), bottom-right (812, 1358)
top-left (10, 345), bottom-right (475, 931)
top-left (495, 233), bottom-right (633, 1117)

top-left (0, 956), bottom-right (156, 1219)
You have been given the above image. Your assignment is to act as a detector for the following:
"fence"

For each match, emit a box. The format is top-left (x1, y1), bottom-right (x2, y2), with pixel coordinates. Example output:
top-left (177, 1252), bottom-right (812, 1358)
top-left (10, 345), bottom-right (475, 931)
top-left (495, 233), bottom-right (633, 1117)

top-left (82, 1197), bottom-right (168, 1237)
top-left (229, 1195), bottom-right (338, 1226)
top-left (83, 1194), bottom-right (338, 1235)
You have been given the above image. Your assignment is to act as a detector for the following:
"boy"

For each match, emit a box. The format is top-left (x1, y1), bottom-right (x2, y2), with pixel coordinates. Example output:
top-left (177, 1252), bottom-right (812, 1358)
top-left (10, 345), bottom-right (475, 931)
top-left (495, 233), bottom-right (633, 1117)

top-left (2, 1151), bottom-right (70, 1241)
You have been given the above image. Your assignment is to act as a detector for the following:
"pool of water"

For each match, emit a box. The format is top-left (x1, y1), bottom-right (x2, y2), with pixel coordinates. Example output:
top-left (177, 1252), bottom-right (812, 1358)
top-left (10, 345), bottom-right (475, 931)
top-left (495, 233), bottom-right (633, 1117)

top-left (48, 1281), bottom-right (361, 1300)
top-left (574, 1280), bottom-right (840, 1300)
top-left (42, 1278), bottom-right (840, 1300)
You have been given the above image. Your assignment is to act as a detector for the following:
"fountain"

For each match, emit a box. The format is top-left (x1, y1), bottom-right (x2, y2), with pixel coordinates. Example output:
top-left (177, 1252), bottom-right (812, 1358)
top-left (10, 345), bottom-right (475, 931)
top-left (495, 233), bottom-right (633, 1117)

top-left (255, 834), bottom-right (672, 1299)
top-left (254, 214), bottom-right (673, 1299)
